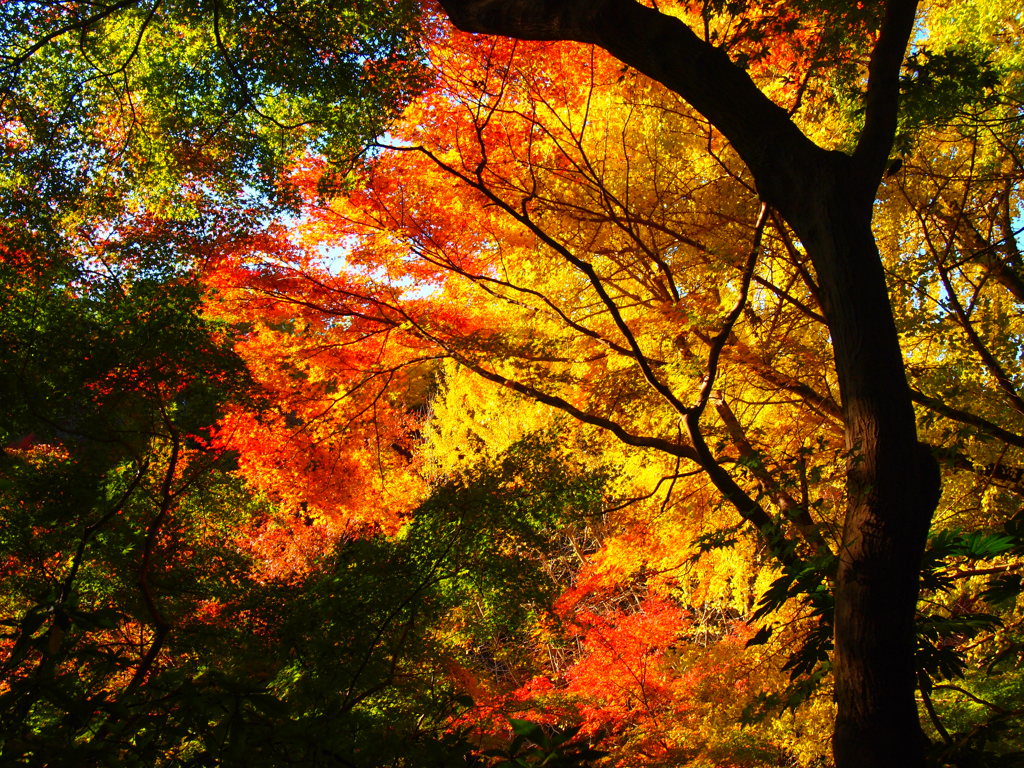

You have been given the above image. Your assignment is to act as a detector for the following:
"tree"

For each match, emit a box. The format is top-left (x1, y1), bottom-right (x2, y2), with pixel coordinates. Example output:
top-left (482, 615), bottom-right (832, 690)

top-left (0, 220), bottom-right (256, 763)
top-left (208, 3), bottom-right (1024, 766)
top-left (392, 3), bottom-right (999, 766)
top-left (0, 140), bottom-right (471, 768)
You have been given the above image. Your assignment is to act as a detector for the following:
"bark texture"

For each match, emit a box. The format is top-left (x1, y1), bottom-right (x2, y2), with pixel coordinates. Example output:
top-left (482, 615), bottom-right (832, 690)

top-left (785, 157), bottom-right (938, 767)
top-left (435, 2), bottom-right (935, 767)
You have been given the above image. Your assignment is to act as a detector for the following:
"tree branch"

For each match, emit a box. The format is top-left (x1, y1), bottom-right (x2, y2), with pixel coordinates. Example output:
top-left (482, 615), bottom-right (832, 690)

top-left (910, 388), bottom-right (1024, 449)
top-left (437, 0), bottom-right (824, 215)
top-left (692, 202), bottom-right (767, 415)
top-left (852, 0), bottom-right (920, 196)
top-left (2, 0), bottom-right (143, 73)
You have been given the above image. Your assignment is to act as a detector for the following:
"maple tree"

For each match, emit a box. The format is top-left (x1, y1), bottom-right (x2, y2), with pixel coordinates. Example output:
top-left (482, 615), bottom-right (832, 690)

top-left (1, 0), bottom-right (427, 242)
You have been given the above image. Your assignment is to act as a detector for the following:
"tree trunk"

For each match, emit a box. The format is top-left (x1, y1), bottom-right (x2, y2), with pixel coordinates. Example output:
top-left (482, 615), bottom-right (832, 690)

top-left (780, 152), bottom-right (940, 768)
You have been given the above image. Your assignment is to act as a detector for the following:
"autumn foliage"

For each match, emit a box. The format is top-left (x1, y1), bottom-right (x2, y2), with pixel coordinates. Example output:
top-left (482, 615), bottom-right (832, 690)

top-left (4, 1), bottom-right (1024, 766)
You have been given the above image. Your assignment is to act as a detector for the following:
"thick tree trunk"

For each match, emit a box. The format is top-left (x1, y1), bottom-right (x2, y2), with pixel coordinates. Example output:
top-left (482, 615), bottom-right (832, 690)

top-left (780, 152), bottom-right (940, 768)
top-left (435, 2), bottom-right (939, 766)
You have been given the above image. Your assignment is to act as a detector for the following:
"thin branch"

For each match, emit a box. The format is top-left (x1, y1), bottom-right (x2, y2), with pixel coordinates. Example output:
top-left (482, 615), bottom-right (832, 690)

top-left (3, 0), bottom-right (142, 72)
top-left (932, 684), bottom-right (1013, 715)
top-left (936, 261), bottom-right (1024, 418)
top-left (919, 673), bottom-right (953, 745)
top-left (77, 0), bottom-right (162, 81)
top-left (692, 202), bottom-right (767, 415)
top-left (211, 0), bottom-right (311, 131)
top-left (769, 211), bottom-right (823, 313)
top-left (910, 388), bottom-right (1024, 449)
top-left (404, 143), bottom-right (695, 420)
top-left (126, 418), bottom-right (180, 693)
top-left (58, 461), bottom-right (150, 609)
top-left (712, 393), bottom-right (831, 556)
